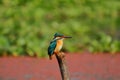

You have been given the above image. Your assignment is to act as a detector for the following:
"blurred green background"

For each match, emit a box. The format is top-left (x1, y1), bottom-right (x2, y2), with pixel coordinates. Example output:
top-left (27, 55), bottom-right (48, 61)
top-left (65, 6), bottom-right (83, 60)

top-left (0, 0), bottom-right (120, 57)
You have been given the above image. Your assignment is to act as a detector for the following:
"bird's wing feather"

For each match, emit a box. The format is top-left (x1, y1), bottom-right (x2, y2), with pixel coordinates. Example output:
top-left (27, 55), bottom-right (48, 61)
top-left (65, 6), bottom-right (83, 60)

top-left (48, 40), bottom-right (57, 56)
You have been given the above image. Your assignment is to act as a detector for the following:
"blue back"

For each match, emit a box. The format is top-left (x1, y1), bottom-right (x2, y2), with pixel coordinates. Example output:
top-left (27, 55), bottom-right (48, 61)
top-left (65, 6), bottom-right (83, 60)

top-left (48, 40), bottom-right (57, 56)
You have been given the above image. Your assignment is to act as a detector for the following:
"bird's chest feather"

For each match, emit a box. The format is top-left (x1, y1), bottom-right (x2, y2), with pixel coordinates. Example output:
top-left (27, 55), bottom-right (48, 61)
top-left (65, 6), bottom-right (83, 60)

top-left (54, 40), bottom-right (63, 52)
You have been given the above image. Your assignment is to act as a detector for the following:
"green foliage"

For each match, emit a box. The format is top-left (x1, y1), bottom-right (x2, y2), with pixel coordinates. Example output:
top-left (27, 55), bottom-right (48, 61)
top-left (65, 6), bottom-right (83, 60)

top-left (0, 0), bottom-right (120, 57)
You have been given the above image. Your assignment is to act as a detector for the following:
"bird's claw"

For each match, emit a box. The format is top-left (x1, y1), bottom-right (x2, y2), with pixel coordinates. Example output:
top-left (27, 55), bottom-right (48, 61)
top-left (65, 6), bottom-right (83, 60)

top-left (57, 52), bottom-right (65, 59)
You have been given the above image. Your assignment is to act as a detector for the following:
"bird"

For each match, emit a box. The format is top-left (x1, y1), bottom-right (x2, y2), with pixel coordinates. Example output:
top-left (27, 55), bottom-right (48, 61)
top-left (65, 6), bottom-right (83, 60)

top-left (48, 33), bottom-right (72, 60)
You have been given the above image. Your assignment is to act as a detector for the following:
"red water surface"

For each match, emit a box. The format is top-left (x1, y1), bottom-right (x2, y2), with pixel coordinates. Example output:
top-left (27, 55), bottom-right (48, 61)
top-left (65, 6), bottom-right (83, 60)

top-left (0, 53), bottom-right (120, 80)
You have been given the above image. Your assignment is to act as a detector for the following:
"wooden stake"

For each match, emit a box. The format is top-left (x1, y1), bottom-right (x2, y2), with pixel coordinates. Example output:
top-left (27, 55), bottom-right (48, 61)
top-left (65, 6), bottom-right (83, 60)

top-left (56, 52), bottom-right (70, 80)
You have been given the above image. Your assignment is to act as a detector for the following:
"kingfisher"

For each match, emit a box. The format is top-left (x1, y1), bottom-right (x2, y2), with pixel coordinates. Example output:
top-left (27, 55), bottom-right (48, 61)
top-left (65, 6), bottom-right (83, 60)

top-left (48, 33), bottom-right (72, 60)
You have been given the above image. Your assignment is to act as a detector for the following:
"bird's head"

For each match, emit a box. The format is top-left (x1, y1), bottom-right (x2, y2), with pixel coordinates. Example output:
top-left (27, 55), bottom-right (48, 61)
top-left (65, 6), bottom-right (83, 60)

top-left (54, 33), bottom-right (72, 40)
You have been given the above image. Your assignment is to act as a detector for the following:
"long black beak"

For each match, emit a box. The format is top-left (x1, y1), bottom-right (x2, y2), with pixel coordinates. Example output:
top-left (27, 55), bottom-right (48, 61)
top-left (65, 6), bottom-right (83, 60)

top-left (62, 36), bottom-right (72, 38)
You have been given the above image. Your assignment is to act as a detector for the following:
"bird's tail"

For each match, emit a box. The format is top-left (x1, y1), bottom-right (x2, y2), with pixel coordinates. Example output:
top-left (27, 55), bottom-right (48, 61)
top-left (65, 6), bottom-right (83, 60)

top-left (49, 55), bottom-right (52, 60)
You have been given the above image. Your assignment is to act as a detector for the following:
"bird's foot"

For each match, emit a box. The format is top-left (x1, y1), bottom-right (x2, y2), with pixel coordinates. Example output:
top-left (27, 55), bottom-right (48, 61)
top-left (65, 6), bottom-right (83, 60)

top-left (57, 52), bottom-right (65, 59)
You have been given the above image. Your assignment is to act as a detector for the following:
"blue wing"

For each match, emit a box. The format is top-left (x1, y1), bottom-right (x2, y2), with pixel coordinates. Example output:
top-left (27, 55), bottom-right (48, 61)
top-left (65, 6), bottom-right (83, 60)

top-left (48, 40), bottom-right (57, 56)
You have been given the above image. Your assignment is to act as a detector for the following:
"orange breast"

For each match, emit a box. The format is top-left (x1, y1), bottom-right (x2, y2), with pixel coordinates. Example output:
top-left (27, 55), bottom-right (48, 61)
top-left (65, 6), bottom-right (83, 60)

top-left (54, 40), bottom-right (63, 53)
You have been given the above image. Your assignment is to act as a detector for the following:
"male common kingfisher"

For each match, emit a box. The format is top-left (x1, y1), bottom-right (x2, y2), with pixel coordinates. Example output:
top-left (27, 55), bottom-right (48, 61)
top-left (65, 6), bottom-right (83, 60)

top-left (48, 33), bottom-right (72, 60)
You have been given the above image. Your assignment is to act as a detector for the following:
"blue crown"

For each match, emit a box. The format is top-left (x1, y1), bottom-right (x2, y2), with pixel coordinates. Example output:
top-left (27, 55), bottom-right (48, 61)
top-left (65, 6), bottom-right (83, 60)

top-left (54, 33), bottom-right (64, 37)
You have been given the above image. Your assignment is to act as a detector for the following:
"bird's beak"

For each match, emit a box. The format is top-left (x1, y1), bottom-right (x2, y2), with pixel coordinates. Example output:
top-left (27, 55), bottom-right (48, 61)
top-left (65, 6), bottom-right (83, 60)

top-left (62, 36), bottom-right (72, 38)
